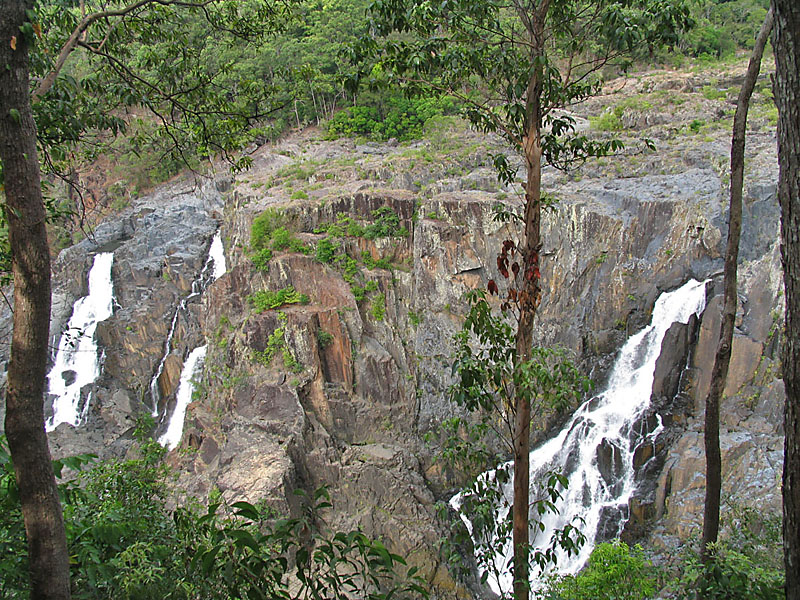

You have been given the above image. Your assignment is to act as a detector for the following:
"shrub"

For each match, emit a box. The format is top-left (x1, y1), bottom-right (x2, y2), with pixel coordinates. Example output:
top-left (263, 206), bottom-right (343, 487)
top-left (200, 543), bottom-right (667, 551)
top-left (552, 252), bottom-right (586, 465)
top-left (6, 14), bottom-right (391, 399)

top-left (317, 330), bottom-right (334, 349)
top-left (545, 540), bottom-right (656, 600)
top-left (675, 503), bottom-right (784, 600)
top-left (325, 95), bottom-right (459, 141)
top-left (252, 247), bottom-right (273, 271)
top-left (0, 435), bottom-right (428, 599)
top-left (250, 208), bottom-right (285, 251)
top-left (370, 293), bottom-right (386, 321)
top-left (269, 227), bottom-right (310, 254)
top-left (248, 286), bottom-right (310, 312)
top-left (590, 108), bottom-right (624, 132)
top-left (316, 237), bottom-right (340, 264)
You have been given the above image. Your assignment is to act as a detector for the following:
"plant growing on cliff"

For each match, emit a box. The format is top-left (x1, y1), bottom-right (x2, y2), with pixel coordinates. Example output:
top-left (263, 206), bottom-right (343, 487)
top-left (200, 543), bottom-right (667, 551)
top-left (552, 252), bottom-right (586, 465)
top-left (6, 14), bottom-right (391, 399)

top-left (249, 286), bottom-right (310, 312)
top-left (353, 1), bottom-right (692, 596)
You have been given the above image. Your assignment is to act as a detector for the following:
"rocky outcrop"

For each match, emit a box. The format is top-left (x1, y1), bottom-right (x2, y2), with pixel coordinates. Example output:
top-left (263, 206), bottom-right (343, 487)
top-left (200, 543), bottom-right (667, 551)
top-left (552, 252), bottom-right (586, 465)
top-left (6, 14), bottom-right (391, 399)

top-left (0, 65), bottom-right (784, 598)
top-left (5, 178), bottom-right (228, 458)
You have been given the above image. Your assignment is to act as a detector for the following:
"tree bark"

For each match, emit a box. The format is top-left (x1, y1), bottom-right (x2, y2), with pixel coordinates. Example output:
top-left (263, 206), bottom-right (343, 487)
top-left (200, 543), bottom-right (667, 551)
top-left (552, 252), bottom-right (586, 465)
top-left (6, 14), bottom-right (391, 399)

top-left (772, 1), bottom-right (800, 597)
top-left (700, 8), bottom-right (773, 573)
top-left (512, 33), bottom-right (545, 600)
top-left (0, 2), bottom-right (72, 598)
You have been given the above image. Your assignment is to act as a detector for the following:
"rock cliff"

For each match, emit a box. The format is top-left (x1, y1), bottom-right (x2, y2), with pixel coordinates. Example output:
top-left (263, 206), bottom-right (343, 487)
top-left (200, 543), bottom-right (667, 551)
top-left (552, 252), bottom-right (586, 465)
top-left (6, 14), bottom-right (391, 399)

top-left (0, 62), bottom-right (784, 598)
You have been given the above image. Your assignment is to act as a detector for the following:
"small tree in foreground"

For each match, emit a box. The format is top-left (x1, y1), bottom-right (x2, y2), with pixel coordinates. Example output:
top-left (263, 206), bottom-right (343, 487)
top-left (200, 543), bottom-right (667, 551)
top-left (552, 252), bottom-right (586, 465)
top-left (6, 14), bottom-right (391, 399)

top-left (354, 1), bottom-right (693, 597)
top-left (442, 290), bottom-right (589, 597)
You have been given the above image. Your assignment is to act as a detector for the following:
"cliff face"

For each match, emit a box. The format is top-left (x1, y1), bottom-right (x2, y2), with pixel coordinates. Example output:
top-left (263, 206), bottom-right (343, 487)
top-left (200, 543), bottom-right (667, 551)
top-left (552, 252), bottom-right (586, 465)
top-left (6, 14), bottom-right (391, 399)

top-left (0, 64), bottom-right (784, 598)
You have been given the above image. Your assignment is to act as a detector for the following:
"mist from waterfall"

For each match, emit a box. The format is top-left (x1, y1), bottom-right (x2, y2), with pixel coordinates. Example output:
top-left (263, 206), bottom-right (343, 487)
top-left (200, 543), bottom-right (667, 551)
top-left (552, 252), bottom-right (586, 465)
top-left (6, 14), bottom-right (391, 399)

top-left (46, 252), bottom-right (115, 431)
top-left (455, 278), bottom-right (708, 595)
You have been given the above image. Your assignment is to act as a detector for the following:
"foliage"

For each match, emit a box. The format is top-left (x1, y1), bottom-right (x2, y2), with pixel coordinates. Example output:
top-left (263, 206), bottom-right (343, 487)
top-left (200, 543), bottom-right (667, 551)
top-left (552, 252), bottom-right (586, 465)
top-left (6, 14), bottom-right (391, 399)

top-left (544, 540), bottom-right (656, 600)
top-left (0, 435), bottom-right (427, 599)
top-left (326, 95), bottom-right (459, 141)
top-left (680, 0), bottom-right (769, 59)
top-left (248, 286), bottom-right (310, 312)
top-left (315, 236), bottom-right (340, 263)
top-left (250, 209), bottom-right (311, 267)
top-left (370, 292), bottom-right (386, 321)
top-left (254, 313), bottom-right (303, 372)
top-left (674, 503), bottom-right (784, 600)
top-left (252, 247), bottom-right (274, 272)
top-left (317, 329), bottom-right (334, 349)
top-left (316, 208), bottom-right (409, 241)
top-left (433, 290), bottom-right (591, 595)
top-left (363, 206), bottom-right (409, 240)
top-left (251, 209), bottom-right (288, 251)
top-left (270, 226), bottom-right (311, 254)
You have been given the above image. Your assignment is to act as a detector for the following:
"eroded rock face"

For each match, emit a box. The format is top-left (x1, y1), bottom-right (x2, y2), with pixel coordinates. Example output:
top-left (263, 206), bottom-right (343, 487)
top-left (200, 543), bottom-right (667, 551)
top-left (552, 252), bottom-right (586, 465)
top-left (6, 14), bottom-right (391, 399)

top-left (0, 178), bottom-right (227, 457)
top-left (0, 94), bottom-right (783, 598)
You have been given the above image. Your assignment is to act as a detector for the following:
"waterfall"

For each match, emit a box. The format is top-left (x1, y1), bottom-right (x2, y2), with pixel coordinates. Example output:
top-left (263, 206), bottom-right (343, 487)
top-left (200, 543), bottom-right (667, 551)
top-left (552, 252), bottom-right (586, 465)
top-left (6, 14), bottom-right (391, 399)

top-left (157, 345), bottom-right (207, 450)
top-left (150, 230), bottom-right (224, 423)
top-left (46, 252), bottom-right (115, 431)
top-left (208, 230), bottom-right (227, 280)
top-left (454, 279), bottom-right (708, 594)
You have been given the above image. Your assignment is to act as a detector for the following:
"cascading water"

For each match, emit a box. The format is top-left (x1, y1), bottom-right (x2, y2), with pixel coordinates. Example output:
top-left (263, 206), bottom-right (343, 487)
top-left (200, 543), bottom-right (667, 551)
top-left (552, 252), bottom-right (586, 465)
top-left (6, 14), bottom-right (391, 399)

top-left (455, 278), bottom-right (708, 594)
top-left (46, 252), bottom-right (115, 431)
top-left (208, 230), bottom-right (227, 280)
top-left (157, 345), bottom-right (207, 450)
top-left (149, 230), bottom-right (226, 416)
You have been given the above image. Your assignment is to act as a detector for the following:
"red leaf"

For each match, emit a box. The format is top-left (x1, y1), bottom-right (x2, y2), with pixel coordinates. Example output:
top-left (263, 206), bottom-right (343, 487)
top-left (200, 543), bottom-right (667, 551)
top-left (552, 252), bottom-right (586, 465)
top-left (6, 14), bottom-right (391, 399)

top-left (488, 280), bottom-right (498, 295)
top-left (511, 262), bottom-right (520, 276)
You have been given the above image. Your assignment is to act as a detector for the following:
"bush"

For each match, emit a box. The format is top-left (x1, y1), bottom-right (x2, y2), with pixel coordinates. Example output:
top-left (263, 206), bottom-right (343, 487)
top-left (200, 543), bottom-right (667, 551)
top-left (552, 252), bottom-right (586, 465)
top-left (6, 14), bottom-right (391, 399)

top-left (0, 435), bottom-right (428, 599)
top-left (326, 95), bottom-right (459, 141)
top-left (315, 237), bottom-right (340, 264)
top-left (675, 503), bottom-right (784, 600)
top-left (248, 286), bottom-right (310, 312)
top-left (250, 208), bottom-right (285, 251)
top-left (545, 540), bottom-right (656, 600)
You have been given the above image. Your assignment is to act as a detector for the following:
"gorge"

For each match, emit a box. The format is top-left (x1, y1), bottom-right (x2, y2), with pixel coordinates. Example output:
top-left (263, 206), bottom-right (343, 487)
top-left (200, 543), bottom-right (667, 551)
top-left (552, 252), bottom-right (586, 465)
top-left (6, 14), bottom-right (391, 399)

top-left (0, 64), bottom-right (785, 598)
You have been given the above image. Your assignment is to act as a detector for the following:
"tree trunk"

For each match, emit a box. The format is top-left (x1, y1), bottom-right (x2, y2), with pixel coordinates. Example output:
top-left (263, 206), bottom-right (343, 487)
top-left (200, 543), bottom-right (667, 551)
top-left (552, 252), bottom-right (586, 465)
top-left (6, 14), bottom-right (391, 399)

top-left (772, 1), bottom-right (800, 597)
top-left (700, 8), bottom-right (773, 573)
top-left (0, 3), bottom-right (72, 598)
top-left (512, 49), bottom-right (545, 600)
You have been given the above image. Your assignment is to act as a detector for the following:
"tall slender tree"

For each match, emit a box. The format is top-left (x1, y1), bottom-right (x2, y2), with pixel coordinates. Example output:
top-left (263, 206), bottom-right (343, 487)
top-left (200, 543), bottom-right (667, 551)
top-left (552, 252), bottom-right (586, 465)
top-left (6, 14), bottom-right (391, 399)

top-left (771, 0), bottom-right (800, 597)
top-left (700, 8), bottom-right (773, 574)
top-left (356, 1), bottom-right (692, 597)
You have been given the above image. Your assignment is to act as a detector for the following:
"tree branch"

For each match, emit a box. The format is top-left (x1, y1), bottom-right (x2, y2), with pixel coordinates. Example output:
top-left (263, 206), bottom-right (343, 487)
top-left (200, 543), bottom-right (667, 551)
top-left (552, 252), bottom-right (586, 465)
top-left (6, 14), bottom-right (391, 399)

top-left (32, 0), bottom-right (216, 102)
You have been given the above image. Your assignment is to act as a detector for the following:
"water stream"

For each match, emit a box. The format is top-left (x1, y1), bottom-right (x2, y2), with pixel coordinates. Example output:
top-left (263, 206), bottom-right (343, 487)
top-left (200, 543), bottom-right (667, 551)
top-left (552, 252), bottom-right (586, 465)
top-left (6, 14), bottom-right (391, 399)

top-left (149, 231), bottom-right (226, 416)
top-left (157, 345), bottom-right (208, 450)
top-left (454, 279), bottom-right (708, 594)
top-left (46, 252), bottom-right (115, 431)
top-left (154, 231), bottom-right (226, 447)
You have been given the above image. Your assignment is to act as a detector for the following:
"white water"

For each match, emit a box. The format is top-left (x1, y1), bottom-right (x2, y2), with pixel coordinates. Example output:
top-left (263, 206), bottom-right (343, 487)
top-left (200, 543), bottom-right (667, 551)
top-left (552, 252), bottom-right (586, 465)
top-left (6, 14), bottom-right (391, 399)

top-left (455, 279), bottom-right (708, 594)
top-left (46, 252), bottom-right (115, 431)
top-left (208, 230), bottom-right (227, 280)
top-left (157, 345), bottom-right (207, 450)
top-left (149, 231), bottom-right (225, 416)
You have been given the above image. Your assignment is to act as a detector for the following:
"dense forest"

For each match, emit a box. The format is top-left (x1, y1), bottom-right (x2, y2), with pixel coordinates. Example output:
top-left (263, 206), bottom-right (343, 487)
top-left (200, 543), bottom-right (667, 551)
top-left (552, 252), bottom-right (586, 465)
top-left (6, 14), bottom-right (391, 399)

top-left (0, 0), bottom-right (798, 598)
